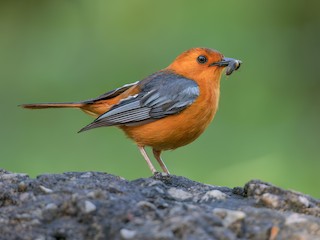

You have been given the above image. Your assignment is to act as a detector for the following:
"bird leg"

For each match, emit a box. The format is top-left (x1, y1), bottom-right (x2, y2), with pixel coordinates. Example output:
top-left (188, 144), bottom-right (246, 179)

top-left (152, 149), bottom-right (170, 174)
top-left (138, 146), bottom-right (157, 174)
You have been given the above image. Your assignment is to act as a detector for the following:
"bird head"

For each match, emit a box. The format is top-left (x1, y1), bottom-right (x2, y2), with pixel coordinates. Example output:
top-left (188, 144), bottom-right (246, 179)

top-left (167, 48), bottom-right (241, 81)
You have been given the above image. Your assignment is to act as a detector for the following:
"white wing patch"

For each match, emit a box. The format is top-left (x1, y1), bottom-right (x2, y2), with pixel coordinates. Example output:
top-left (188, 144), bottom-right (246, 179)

top-left (181, 86), bottom-right (200, 97)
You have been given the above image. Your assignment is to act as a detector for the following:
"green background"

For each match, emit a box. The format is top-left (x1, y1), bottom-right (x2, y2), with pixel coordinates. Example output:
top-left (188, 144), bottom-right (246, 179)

top-left (1, 1), bottom-right (319, 197)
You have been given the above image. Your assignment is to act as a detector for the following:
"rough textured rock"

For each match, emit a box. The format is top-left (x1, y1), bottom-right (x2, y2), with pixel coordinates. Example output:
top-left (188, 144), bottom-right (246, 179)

top-left (0, 169), bottom-right (319, 240)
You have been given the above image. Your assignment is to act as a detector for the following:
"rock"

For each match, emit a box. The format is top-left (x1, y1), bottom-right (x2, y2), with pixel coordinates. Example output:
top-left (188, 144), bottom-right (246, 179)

top-left (167, 187), bottom-right (193, 201)
top-left (285, 213), bottom-right (307, 225)
top-left (0, 169), bottom-right (319, 240)
top-left (201, 189), bottom-right (227, 202)
top-left (0, 172), bottom-right (28, 180)
top-left (260, 193), bottom-right (281, 208)
top-left (83, 200), bottom-right (96, 213)
top-left (244, 179), bottom-right (320, 217)
top-left (213, 208), bottom-right (246, 227)
top-left (18, 181), bottom-right (28, 192)
top-left (120, 229), bottom-right (136, 239)
top-left (45, 203), bottom-right (58, 210)
top-left (39, 185), bottom-right (53, 194)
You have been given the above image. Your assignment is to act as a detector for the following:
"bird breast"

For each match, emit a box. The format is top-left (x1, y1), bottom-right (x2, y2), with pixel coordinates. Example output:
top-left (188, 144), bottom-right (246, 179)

top-left (121, 76), bottom-right (221, 151)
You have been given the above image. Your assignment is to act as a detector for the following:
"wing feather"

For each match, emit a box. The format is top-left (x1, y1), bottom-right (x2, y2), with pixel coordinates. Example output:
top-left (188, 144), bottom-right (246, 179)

top-left (82, 81), bottom-right (138, 104)
top-left (79, 71), bottom-right (199, 132)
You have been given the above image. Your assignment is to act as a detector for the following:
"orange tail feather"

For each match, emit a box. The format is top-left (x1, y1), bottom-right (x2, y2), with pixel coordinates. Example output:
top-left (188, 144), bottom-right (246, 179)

top-left (20, 102), bottom-right (84, 109)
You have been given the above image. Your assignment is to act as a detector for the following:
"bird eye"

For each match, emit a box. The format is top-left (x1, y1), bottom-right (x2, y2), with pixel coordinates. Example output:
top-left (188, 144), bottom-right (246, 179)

top-left (197, 55), bottom-right (208, 64)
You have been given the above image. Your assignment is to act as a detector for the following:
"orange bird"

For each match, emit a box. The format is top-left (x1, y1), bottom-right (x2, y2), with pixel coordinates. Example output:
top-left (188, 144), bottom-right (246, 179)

top-left (21, 48), bottom-right (241, 174)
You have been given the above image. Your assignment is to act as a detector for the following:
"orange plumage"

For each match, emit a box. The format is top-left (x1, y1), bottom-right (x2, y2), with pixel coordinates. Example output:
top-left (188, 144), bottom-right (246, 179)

top-left (21, 47), bottom-right (241, 174)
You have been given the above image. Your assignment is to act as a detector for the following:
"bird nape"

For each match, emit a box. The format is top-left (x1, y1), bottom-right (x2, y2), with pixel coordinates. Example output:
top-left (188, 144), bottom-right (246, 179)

top-left (21, 47), bottom-right (242, 175)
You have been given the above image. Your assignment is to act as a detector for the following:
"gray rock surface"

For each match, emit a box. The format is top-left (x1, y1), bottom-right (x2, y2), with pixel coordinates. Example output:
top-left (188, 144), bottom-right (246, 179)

top-left (0, 169), bottom-right (319, 240)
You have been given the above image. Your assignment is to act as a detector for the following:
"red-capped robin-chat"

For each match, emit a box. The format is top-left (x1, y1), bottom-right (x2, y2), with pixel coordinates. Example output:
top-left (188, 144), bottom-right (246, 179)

top-left (21, 47), bottom-right (242, 174)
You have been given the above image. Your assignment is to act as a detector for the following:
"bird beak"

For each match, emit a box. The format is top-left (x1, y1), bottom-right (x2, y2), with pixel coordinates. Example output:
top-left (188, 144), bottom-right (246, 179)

top-left (210, 57), bottom-right (242, 76)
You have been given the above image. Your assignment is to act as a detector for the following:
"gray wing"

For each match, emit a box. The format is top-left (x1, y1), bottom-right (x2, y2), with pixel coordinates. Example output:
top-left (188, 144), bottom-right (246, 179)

top-left (79, 71), bottom-right (199, 132)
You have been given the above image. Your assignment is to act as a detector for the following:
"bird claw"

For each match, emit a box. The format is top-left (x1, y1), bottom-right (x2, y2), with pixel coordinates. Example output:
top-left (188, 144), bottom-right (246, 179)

top-left (153, 172), bottom-right (171, 180)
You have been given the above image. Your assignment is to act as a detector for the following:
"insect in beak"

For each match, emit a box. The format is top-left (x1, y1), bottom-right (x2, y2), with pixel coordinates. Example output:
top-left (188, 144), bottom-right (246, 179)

top-left (210, 57), bottom-right (242, 75)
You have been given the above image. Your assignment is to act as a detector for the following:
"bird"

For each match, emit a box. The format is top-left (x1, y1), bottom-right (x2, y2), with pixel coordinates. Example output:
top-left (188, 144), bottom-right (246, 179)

top-left (21, 47), bottom-right (242, 175)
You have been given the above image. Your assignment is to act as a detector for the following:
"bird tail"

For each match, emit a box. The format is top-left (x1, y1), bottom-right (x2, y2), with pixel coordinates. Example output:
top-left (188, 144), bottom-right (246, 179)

top-left (20, 102), bottom-right (84, 109)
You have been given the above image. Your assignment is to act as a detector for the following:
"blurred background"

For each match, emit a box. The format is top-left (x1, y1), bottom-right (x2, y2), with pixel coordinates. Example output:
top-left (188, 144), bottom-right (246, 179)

top-left (0, 1), bottom-right (319, 197)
